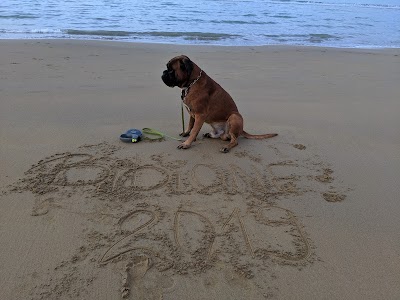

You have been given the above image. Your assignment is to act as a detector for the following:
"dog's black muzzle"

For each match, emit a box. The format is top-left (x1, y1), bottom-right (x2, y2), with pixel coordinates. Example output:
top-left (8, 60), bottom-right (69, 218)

top-left (161, 70), bottom-right (176, 87)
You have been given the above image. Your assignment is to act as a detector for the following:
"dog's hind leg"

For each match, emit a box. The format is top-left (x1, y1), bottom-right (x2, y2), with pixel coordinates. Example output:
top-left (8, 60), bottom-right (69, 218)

top-left (220, 136), bottom-right (238, 153)
top-left (220, 113), bottom-right (243, 153)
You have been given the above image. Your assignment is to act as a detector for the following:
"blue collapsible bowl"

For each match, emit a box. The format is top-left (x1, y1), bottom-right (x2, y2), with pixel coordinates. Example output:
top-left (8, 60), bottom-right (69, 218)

top-left (120, 129), bottom-right (142, 143)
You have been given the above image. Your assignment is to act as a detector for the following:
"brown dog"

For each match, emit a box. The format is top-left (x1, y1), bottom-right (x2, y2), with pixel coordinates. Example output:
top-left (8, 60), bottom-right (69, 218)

top-left (161, 55), bottom-right (277, 153)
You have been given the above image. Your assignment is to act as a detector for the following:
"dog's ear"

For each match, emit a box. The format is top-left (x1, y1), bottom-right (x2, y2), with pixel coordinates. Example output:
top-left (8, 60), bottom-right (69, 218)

top-left (180, 57), bottom-right (193, 75)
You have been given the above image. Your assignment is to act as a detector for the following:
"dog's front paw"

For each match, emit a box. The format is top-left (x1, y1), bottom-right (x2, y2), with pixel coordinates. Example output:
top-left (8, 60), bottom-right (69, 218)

top-left (179, 131), bottom-right (190, 137)
top-left (177, 142), bottom-right (191, 149)
top-left (220, 147), bottom-right (230, 153)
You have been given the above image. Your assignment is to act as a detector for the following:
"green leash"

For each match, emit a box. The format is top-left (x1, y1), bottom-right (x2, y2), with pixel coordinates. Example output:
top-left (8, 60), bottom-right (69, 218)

top-left (142, 128), bottom-right (182, 141)
top-left (181, 102), bottom-right (185, 134)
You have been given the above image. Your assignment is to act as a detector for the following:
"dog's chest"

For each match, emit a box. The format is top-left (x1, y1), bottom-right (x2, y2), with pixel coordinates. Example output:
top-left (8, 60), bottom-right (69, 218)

top-left (185, 104), bottom-right (197, 119)
top-left (181, 91), bottom-right (195, 116)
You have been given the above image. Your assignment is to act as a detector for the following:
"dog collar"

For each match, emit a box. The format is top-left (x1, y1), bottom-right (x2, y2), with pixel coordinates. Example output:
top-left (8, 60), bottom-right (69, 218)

top-left (181, 69), bottom-right (203, 101)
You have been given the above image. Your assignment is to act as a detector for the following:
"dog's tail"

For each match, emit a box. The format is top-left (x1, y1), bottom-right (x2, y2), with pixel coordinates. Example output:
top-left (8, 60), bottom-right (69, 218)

top-left (241, 131), bottom-right (278, 140)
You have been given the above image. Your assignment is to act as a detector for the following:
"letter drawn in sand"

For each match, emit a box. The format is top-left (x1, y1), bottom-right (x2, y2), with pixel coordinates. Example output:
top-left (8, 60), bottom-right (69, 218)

top-left (254, 206), bottom-right (311, 262)
top-left (174, 210), bottom-right (216, 260)
top-left (191, 164), bottom-right (224, 194)
top-left (221, 208), bottom-right (255, 259)
top-left (227, 164), bottom-right (270, 196)
top-left (53, 165), bottom-right (110, 186)
top-left (116, 165), bottom-right (169, 192)
top-left (100, 210), bottom-right (157, 264)
top-left (26, 153), bottom-right (95, 187)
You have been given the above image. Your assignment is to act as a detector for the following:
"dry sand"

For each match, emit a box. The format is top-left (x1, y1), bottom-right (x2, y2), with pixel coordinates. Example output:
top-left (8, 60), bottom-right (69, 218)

top-left (0, 40), bottom-right (399, 299)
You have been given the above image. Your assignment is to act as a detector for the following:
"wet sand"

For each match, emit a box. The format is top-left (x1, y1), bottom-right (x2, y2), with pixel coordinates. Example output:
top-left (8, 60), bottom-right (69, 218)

top-left (1, 40), bottom-right (399, 299)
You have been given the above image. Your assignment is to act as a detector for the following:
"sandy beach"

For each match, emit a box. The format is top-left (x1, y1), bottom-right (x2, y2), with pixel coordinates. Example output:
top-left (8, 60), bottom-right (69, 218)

top-left (1, 40), bottom-right (399, 299)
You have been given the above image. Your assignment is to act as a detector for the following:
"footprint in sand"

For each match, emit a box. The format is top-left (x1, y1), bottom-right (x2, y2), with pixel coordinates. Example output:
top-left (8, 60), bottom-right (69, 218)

top-left (122, 255), bottom-right (175, 299)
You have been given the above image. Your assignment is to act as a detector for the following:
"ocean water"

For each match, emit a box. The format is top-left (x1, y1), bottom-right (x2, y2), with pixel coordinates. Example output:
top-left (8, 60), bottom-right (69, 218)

top-left (0, 0), bottom-right (399, 48)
